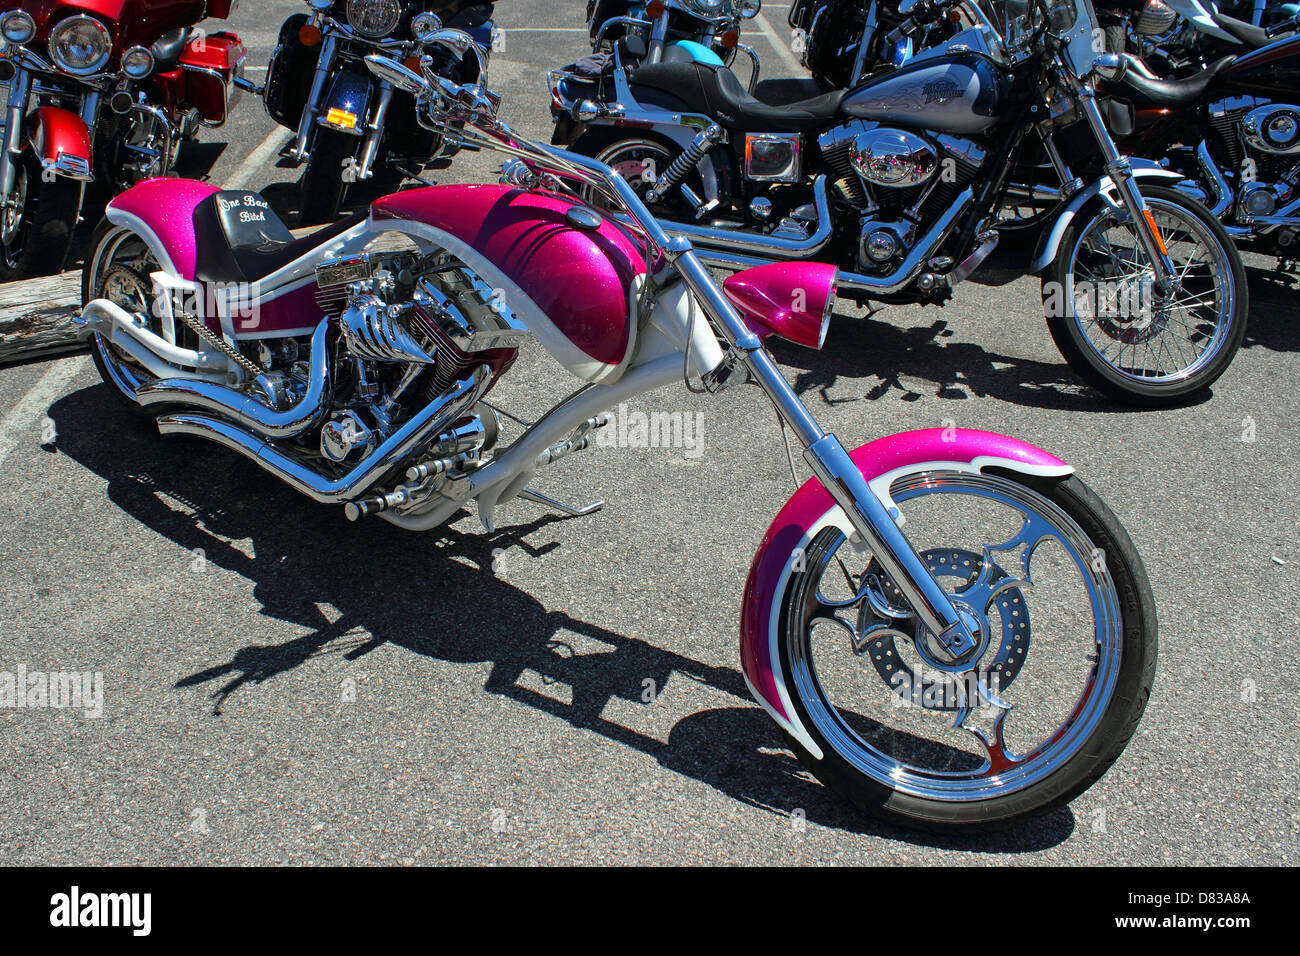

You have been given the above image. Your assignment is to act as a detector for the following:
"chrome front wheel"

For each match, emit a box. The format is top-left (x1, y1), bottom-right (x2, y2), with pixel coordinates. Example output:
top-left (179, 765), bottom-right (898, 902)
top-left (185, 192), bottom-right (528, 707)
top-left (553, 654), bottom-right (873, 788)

top-left (1044, 186), bottom-right (1248, 406)
top-left (775, 470), bottom-right (1157, 831)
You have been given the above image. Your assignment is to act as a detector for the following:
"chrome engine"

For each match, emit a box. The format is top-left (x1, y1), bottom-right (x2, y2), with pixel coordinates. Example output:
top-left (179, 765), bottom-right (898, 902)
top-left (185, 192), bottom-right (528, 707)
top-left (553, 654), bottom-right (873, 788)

top-left (1192, 98), bottom-right (1300, 247)
top-left (819, 120), bottom-right (984, 274)
top-left (133, 247), bottom-right (528, 521)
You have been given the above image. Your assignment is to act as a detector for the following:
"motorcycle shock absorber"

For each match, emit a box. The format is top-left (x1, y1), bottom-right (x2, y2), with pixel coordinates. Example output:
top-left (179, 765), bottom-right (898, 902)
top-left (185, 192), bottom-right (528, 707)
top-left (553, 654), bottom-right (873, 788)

top-left (646, 123), bottom-right (724, 206)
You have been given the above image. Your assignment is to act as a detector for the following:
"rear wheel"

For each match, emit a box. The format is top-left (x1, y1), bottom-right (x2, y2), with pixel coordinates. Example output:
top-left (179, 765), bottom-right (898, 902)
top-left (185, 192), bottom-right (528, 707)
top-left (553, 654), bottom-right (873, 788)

top-left (570, 128), bottom-right (727, 220)
top-left (83, 218), bottom-right (179, 414)
top-left (773, 470), bottom-right (1157, 832)
top-left (0, 155), bottom-right (83, 281)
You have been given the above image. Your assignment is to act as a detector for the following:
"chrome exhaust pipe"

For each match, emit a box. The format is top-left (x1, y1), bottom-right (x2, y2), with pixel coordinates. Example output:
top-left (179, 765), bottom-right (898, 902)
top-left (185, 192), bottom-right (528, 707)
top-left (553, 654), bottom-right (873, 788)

top-left (75, 298), bottom-right (227, 375)
top-left (1197, 141), bottom-right (1233, 220)
top-left (632, 175), bottom-right (835, 260)
top-left (136, 321), bottom-right (331, 440)
top-left (156, 366), bottom-right (490, 505)
top-left (692, 187), bottom-right (974, 297)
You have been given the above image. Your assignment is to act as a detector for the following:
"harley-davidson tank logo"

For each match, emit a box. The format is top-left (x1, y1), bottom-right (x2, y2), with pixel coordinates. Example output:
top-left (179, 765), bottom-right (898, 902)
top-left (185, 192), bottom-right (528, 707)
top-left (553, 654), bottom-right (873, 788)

top-left (923, 79), bottom-right (961, 105)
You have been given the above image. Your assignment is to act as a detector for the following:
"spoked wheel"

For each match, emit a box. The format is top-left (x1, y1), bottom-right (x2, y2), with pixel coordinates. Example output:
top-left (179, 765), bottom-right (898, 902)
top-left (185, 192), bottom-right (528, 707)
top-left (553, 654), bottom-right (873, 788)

top-left (82, 219), bottom-right (182, 414)
top-left (1044, 185), bottom-right (1247, 406)
top-left (775, 470), bottom-right (1157, 832)
top-left (570, 130), bottom-right (721, 220)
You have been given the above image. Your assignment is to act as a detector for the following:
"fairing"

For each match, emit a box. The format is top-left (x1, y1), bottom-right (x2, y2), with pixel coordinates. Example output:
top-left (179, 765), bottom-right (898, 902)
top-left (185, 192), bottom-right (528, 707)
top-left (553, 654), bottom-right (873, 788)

top-left (740, 429), bottom-right (1074, 756)
top-left (0, 1), bottom-right (211, 58)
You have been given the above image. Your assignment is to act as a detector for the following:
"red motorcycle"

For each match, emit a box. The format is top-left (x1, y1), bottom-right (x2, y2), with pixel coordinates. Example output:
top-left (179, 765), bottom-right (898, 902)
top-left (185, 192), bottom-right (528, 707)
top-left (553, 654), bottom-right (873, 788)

top-left (0, 0), bottom-right (246, 280)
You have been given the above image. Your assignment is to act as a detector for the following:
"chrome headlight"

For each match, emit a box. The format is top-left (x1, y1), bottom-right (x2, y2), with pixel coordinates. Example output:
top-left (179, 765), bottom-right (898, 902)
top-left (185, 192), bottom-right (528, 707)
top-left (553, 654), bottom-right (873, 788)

top-left (692, 0), bottom-right (727, 15)
top-left (121, 45), bottom-right (154, 79)
top-left (412, 12), bottom-right (443, 44)
top-left (346, 0), bottom-right (403, 38)
top-left (49, 15), bottom-right (113, 76)
top-left (1, 10), bottom-right (37, 45)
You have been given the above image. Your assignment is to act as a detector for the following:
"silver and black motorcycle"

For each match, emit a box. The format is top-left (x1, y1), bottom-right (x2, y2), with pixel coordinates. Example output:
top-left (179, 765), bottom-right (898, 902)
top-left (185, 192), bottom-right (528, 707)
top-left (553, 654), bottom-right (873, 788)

top-left (550, 0), bottom-right (1249, 405)
top-left (260, 0), bottom-right (495, 225)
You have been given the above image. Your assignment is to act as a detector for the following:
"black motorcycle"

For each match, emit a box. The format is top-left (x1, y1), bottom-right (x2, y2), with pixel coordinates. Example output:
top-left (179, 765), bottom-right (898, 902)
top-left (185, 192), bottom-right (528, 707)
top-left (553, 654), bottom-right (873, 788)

top-left (261, 0), bottom-right (495, 225)
top-left (551, 0), bottom-right (1248, 405)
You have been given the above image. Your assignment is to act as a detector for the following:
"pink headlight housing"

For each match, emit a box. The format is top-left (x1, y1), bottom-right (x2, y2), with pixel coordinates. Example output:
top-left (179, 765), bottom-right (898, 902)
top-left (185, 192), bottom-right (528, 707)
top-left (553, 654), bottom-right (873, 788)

top-left (721, 261), bottom-right (838, 350)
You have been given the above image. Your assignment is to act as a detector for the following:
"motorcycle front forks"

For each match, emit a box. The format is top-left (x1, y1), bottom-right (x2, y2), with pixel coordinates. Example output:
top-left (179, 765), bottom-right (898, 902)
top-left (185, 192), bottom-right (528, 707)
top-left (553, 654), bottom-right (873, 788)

top-left (597, 165), bottom-right (984, 660)
top-left (290, 33), bottom-right (340, 163)
top-left (1, 68), bottom-right (32, 222)
top-left (1075, 86), bottom-right (1178, 291)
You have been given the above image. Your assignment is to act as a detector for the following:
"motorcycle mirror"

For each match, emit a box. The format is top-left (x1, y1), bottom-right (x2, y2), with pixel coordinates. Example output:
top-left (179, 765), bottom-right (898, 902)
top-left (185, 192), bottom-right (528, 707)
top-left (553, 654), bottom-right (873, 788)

top-left (363, 54), bottom-right (428, 97)
top-left (427, 27), bottom-right (480, 61)
top-left (427, 27), bottom-right (489, 85)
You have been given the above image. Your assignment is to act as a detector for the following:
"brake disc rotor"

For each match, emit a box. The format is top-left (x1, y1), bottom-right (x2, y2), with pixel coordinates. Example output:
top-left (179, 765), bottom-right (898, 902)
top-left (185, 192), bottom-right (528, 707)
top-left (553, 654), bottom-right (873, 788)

top-left (857, 547), bottom-right (1031, 711)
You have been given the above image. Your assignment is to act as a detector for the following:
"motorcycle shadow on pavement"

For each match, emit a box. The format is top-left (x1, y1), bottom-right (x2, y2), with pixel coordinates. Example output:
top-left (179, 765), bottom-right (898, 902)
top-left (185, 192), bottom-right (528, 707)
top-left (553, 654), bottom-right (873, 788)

top-left (48, 384), bottom-right (1074, 852)
top-left (770, 300), bottom-right (1217, 412)
top-left (1242, 263), bottom-right (1300, 354)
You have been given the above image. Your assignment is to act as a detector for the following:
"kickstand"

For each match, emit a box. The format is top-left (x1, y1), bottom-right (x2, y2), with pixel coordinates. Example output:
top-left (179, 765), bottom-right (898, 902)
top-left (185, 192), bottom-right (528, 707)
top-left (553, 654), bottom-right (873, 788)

top-left (395, 165), bottom-right (436, 187)
top-left (518, 487), bottom-right (604, 518)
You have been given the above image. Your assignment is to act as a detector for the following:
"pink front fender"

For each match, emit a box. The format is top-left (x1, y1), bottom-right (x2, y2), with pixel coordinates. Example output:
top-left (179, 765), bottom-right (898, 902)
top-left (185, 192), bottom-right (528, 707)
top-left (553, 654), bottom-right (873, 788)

top-left (740, 428), bottom-right (1073, 757)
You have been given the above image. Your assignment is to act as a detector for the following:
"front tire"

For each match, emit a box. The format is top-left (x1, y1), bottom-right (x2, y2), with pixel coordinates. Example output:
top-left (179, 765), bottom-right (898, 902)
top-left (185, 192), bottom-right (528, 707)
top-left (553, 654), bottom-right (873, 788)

top-left (773, 470), bottom-right (1157, 832)
top-left (299, 130), bottom-right (356, 227)
top-left (0, 156), bottom-right (83, 281)
top-left (1043, 185), bottom-right (1247, 406)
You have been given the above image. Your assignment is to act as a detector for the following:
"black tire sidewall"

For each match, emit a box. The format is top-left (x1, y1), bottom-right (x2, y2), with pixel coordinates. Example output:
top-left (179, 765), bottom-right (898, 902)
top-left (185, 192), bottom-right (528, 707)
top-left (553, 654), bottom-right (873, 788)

top-left (0, 157), bottom-right (83, 281)
top-left (299, 131), bottom-right (355, 227)
top-left (1044, 184), bottom-right (1248, 406)
top-left (774, 474), bottom-right (1158, 833)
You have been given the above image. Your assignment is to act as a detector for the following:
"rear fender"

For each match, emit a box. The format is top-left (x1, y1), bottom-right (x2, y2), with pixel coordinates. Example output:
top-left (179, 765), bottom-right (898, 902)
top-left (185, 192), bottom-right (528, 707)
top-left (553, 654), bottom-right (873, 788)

top-left (740, 429), bottom-right (1074, 757)
top-left (26, 107), bottom-right (93, 181)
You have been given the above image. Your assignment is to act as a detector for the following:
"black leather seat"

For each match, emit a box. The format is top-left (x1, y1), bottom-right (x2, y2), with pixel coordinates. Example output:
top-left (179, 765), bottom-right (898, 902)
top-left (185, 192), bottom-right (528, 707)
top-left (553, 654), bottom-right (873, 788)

top-left (629, 61), bottom-right (844, 133)
top-left (1213, 12), bottom-right (1294, 49)
top-left (191, 190), bottom-right (361, 285)
top-left (1100, 56), bottom-right (1233, 109)
top-left (151, 28), bottom-right (190, 69)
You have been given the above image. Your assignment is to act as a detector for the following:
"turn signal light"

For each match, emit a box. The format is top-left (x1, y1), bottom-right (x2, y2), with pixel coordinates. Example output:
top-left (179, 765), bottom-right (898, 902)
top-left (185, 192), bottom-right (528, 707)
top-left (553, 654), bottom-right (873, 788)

top-left (722, 29), bottom-right (739, 48)
top-left (324, 107), bottom-right (358, 130)
top-left (299, 23), bottom-right (321, 46)
top-left (404, 55), bottom-right (422, 72)
top-left (646, 0), bottom-right (665, 17)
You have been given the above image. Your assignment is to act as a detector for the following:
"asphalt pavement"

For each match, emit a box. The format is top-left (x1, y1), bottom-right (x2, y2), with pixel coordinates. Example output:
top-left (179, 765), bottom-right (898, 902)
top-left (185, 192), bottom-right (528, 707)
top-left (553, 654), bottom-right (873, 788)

top-left (0, 0), bottom-right (1295, 865)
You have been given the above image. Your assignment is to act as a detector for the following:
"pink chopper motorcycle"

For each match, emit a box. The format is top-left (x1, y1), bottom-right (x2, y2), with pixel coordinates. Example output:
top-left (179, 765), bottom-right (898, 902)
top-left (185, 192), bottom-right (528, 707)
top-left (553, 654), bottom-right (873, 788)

top-left (73, 30), bottom-right (1157, 831)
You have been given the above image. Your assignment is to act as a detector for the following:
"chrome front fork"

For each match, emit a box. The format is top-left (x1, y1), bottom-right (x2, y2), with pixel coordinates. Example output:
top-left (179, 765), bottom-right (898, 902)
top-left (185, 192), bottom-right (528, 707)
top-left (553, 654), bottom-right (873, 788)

top-left (597, 169), bottom-right (981, 659)
top-left (290, 32), bottom-right (340, 163)
top-left (1, 66), bottom-right (32, 225)
top-left (1078, 87), bottom-right (1177, 288)
top-left (355, 79), bottom-right (394, 181)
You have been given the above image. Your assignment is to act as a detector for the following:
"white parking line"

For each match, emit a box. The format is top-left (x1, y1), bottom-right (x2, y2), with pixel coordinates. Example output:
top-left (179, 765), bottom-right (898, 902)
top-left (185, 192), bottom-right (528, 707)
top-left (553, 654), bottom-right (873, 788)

top-left (752, 8), bottom-right (804, 75)
top-left (224, 126), bottom-right (290, 190)
top-left (0, 355), bottom-right (89, 472)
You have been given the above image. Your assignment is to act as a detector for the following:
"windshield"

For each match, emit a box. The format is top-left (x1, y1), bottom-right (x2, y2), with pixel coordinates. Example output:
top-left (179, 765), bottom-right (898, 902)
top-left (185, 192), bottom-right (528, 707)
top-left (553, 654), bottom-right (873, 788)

top-left (1045, 0), bottom-right (1101, 77)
